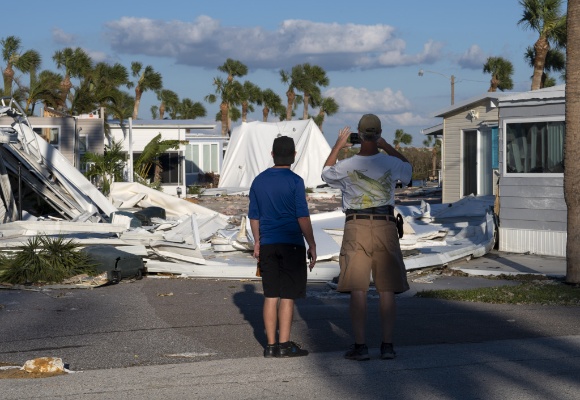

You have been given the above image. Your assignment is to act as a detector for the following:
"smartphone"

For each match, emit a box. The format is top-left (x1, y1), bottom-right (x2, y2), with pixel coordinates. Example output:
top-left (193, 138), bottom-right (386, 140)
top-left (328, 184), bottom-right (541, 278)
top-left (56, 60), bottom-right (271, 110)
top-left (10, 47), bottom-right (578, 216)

top-left (349, 132), bottom-right (360, 145)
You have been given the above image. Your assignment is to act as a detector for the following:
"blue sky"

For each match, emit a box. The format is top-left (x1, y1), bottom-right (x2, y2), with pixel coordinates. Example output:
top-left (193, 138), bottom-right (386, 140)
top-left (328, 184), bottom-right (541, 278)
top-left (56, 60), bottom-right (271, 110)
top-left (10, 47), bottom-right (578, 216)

top-left (3, 0), bottom-right (559, 146)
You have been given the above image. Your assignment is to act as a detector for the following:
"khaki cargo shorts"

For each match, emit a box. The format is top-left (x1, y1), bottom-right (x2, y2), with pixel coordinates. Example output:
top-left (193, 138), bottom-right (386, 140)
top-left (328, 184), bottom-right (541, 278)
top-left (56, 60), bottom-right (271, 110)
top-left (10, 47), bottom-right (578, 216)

top-left (337, 217), bottom-right (409, 293)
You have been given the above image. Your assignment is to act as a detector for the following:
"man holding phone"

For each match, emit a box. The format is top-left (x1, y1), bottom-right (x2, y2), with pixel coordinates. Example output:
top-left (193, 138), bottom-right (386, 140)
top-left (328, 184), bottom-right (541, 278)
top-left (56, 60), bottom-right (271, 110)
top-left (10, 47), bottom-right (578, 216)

top-left (249, 135), bottom-right (317, 358)
top-left (321, 114), bottom-right (412, 361)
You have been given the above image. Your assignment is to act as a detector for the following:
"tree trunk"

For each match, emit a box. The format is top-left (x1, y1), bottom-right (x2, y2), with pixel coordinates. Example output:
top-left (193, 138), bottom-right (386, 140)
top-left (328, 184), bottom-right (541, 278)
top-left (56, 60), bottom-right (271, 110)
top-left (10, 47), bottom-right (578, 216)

top-left (60, 74), bottom-right (73, 111)
top-left (303, 93), bottom-right (310, 120)
top-left (132, 87), bottom-right (142, 120)
top-left (286, 90), bottom-right (295, 121)
top-left (220, 102), bottom-right (228, 136)
top-left (3, 65), bottom-right (14, 96)
top-left (531, 37), bottom-right (550, 90)
top-left (242, 101), bottom-right (248, 122)
top-left (565, 0), bottom-right (580, 283)
top-left (489, 76), bottom-right (499, 92)
top-left (159, 102), bottom-right (166, 119)
top-left (263, 107), bottom-right (269, 122)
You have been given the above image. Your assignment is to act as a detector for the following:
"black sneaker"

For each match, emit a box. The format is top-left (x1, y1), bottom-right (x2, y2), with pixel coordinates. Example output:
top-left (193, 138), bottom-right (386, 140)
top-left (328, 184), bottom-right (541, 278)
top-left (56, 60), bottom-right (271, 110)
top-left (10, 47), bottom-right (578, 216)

top-left (278, 341), bottom-right (308, 357)
top-left (264, 344), bottom-right (279, 358)
top-left (380, 342), bottom-right (396, 360)
top-left (344, 344), bottom-right (370, 361)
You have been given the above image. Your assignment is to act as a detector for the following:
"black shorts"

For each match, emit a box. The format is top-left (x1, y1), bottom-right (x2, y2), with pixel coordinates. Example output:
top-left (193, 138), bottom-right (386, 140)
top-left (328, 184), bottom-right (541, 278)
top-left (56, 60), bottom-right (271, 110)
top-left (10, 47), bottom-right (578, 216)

top-left (260, 244), bottom-right (307, 299)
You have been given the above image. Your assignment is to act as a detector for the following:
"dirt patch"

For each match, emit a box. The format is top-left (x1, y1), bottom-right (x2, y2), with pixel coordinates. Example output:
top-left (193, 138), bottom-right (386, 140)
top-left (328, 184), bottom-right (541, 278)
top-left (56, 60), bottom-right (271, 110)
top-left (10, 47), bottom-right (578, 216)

top-left (187, 194), bottom-right (343, 217)
top-left (187, 186), bottom-right (439, 218)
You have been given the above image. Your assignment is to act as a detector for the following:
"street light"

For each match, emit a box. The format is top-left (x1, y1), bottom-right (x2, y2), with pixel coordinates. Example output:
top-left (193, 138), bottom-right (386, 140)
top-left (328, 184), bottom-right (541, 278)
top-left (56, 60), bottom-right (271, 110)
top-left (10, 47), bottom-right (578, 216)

top-left (418, 69), bottom-right (456, 105)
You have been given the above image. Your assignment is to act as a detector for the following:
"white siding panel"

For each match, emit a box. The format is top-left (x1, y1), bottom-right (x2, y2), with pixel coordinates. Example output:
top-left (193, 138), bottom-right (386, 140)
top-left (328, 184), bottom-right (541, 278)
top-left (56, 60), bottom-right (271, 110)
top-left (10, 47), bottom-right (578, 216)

top-left (442, 102), bottom-right (499, 204)
top-left (499, 227), bottom-right (566, 257)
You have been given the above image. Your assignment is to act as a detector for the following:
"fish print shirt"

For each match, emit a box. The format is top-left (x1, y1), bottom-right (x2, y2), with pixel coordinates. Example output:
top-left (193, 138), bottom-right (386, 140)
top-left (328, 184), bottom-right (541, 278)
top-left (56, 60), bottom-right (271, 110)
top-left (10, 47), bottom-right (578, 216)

top-left (321, 152), bottom-right (412, 210)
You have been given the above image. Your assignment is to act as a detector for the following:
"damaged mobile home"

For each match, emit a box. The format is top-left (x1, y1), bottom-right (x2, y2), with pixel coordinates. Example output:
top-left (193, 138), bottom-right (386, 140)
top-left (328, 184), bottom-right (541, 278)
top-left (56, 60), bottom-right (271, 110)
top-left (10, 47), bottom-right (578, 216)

top-left (0, 97), bottom-right (496, 284)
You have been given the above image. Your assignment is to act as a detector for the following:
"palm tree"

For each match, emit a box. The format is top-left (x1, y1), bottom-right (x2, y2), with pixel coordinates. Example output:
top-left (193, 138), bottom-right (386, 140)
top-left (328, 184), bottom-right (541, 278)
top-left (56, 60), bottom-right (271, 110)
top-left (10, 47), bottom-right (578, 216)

top-left (294, 63), bottom-right (329, 120)
top-left (1, 36), bottom-right (41, 97)
top-left (239, 81), bottom-right (261, 122)
top-left (565, 0), bottom-right (580, 283)
top-left (280, 69), bottom-right (297, 121)
top-left (24, 70), bottom-right (62, 115)
top-left (175, 98), bottom-right (206, 119)
top-left (258, 88), bottom-right (283, 122)
top-left (218, 58), bottom-right (248, 83)
top-left (518, 0), bottom-right (566, 90)
top-left (105, 90), bottom-right (134, 122)
top-left (312, 96), bottom-right (339, 132)
top-left (205, 59), bottom-right (247, 135)
top-left (483, 57), bottom-right (514, 92)
top-left (71, 62), bottom-right (131, 116)
top-left (205, 77), bottom-right (231, 136)
top-left (155, 89), bottom-right (179, 119)
top-left (53, 47), bottom-right (93, 111)
top-left (133, 133), bottom-right (180, 185)
top-left (130, 61), bottom-right (163, 119)
top-left (82, 139), bottom-right (126, 196)
top-left (393, 129), bottom-right (413, 150)
top-left (524, 46), bottom-right (566, 87)
top-left (423, 135), bottom-right (442, 179)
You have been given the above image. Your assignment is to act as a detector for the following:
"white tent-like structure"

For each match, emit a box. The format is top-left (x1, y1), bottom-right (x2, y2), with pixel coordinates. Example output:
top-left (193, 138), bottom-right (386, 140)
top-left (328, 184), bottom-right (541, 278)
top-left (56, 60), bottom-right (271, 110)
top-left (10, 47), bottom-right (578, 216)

top-left (218, 119), bottom-right (332, 189)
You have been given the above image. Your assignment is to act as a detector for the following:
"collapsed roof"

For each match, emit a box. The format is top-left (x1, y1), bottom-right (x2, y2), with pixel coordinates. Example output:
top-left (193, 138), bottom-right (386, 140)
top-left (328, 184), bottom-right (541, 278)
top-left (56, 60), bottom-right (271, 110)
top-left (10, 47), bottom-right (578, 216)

top-left (0, 97), bottom-right (116, 222)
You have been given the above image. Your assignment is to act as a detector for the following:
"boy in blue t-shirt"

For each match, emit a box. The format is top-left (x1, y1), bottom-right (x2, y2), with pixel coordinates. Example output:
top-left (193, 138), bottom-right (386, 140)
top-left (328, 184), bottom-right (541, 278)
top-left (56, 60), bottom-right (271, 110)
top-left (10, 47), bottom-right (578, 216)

top-left (249, 136), bottom-right (317, 358)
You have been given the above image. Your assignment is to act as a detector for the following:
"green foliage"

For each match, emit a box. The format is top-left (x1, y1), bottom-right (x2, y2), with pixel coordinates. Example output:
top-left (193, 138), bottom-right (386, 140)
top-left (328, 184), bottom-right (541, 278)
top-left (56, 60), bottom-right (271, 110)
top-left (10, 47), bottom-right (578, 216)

top-left (133, 133), bottom-right (181, 186)
top-left (393, 129), bottom-right (413, 149)
top-left (483, 56), bottom-right (514, 91)
top-left (83, 139), bottom-right (127, 195)
top-left (0, 236), bottom-right (97, 284)
top-left (416, 279), bottom-right (580, 306)
top-left (400, 147), bottom-right (433, 180)
top-left (187, 185), bottom-right (206, 195)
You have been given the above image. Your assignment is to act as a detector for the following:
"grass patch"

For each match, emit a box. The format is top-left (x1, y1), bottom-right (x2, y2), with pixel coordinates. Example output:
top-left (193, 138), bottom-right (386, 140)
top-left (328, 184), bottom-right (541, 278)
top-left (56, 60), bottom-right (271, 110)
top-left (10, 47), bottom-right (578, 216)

top-left (416, 279), bottom-right (580, 306)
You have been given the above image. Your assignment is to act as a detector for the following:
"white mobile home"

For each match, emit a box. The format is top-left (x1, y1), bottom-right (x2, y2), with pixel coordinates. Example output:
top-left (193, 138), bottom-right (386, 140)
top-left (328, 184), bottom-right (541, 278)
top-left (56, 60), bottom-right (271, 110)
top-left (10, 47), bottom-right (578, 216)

top-left (497, 85), bottom-right (566, 257)
top-left (108, 119), bottom-right (223, 194)
top-left (431, 93), bottom-right (509, 204)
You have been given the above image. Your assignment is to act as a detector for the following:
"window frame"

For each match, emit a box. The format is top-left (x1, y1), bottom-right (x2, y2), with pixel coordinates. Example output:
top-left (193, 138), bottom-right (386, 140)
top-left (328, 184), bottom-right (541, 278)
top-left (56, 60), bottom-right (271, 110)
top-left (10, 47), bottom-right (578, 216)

top-left (502, 116), bottom-right (565, 178)
top-left (33, 126), bottom-right (60, 150)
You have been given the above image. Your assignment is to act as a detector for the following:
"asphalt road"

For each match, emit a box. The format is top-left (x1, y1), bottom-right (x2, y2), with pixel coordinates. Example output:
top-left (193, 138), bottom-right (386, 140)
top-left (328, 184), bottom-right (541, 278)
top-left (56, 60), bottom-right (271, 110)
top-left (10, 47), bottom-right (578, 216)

top-left (1, 275), bottom-right (579, 369)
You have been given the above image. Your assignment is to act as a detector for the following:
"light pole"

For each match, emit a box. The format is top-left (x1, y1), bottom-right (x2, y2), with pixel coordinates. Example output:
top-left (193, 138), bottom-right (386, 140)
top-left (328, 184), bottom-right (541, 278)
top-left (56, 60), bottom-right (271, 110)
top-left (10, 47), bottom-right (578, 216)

top-left (418, 69), bottom-right (455, 105)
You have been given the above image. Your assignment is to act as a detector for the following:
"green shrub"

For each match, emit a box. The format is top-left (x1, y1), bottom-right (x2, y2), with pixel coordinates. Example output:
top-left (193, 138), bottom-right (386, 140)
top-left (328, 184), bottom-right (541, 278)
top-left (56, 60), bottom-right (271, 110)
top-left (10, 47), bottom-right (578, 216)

top-left (0, 236), bottom-right (97, 284)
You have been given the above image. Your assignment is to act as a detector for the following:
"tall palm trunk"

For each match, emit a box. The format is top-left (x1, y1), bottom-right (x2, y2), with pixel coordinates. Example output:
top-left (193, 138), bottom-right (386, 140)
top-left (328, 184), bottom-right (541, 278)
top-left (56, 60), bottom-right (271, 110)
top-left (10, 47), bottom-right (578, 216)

top-left (488, 76), bottom-right (499, 92)
top-left (60, 74), bottom-right (73, 110)
top-left (565, 0), bottom-right (580, 283)
top-left (159, 102), bottom-right (166, 119)
top-left (286, 89), bottom-right (295, 121)
top-left (302, 93), bottom-right (310, 120)
top-left (242, 101), bottom-right (249, 122)
top-left (531, 37), bottom-right (550, 90)
top-left (262, 107), bottom-right (269, 122)
top-left (3, 65), bottom-right (14, 96)
top-left (132, 88), bottom-right (143, 120)
top-left (220, 102), bottom-right (228, 136)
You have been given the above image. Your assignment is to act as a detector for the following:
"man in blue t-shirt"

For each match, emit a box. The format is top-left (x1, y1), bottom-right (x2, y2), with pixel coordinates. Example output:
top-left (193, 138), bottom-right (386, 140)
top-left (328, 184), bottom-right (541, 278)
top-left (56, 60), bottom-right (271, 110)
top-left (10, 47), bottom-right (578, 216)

top-left (249, 135), bottom-right (317, 358)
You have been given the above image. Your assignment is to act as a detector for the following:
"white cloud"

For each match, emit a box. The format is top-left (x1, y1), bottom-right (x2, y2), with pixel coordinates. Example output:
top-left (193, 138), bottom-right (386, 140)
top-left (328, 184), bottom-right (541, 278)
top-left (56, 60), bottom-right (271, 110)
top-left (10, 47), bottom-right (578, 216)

top-left (384, 112), bottom-right (432, 127)
top-left (104, 16), bottom-right (443, 70)
top-left (52, 28), bottom-right (77, 45)
top-left (324, 86), bottom-right (411, 113)
top-left (458, 44), bottom-right (487, 70)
